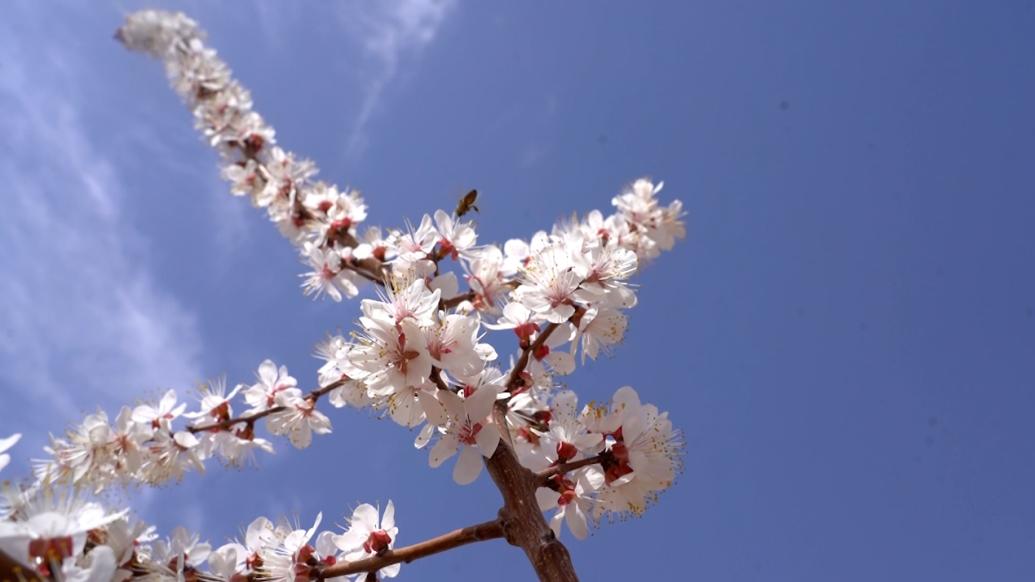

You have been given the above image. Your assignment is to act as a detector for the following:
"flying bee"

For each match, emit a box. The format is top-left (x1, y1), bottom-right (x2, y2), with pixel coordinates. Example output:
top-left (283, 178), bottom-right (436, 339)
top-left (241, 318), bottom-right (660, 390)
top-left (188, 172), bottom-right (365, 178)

top-left (454, 189), bottom-right (479, 217)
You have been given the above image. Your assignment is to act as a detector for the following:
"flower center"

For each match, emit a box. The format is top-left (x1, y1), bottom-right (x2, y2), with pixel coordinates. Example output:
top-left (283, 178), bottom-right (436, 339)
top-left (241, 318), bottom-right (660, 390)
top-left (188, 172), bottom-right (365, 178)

top-left (28, 536), bottom-right (74, 574)
top-left (363, 530), bottom-right (392, 555)
top-left (459, 422), bottom-right (483, 445)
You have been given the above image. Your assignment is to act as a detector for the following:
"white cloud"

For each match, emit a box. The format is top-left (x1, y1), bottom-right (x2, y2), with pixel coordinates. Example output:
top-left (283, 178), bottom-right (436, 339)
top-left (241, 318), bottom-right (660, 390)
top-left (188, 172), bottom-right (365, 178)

top-left (337, 0), bottom-right (457, 159)
top-left (0, 19), bottom-right (204, 441)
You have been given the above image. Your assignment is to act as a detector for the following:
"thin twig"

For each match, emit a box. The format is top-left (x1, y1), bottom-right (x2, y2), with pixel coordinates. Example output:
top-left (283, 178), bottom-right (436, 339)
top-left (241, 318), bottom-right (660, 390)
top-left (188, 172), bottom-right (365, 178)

top-left (441, 290), bottom-right (476, 309)
top-left (315, 518), bottom-right (504, 579)
top-left (535, 454), bottom-right (608, 485)
top-left (187, 379), bottom-right (347, 433)
top-left (505, 322), bottom-right (560, 390)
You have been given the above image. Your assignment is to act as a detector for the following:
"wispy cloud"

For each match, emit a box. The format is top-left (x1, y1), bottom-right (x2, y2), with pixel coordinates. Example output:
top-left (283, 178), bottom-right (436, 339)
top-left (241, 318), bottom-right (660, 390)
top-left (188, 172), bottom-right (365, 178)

top-left (337, 0), bottom-right (457, 159)
top-left (0, 13), bottom-right (203, 444)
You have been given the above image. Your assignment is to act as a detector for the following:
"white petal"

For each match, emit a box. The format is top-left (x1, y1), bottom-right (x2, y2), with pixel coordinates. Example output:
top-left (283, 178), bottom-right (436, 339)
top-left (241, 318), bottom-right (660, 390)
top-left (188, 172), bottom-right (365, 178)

top-left (429, 434), bottom-right (458, 468)
top-left (545, 351), bottom-right (575, 375)
top-left (414, 424), bottom-right (435, 449)
top-left (381, 500), bottom-right (395, 531)
top-left (0, 433), bottom-right (22, 454)
top-left (288, 423), bottom-right (312, 449)
top-left (465, 385), bottom-right (498, 423)
top-left (452, 445), bottom-right (484, 485)
top-left (566, 504), bottom-right (589, 540)
top-left (352, 504), bottom-right (379, 531)
top-left (474, 422), bottom-right (500, 458)
top-left (258, 359), bottom-right (279, 386)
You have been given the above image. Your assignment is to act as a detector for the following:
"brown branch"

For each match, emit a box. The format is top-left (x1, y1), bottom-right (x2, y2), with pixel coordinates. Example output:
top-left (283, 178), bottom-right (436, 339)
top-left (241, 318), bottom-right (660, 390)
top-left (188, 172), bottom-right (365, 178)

top-left (505, 322), bottom-right (560, 390)
top-left (483, 401), bottom-right (580, 581)
top-left (429, 367), bottom-right (451, 393)
top-left (535, 454), bottom-right (607, 485)
top-left (342, 261), bottom-right (386, 286)
top-left (505, 304), bottom-right (589, 392)
top-left (315, 518), bottom-right (504, 579)
top-left (187, 379), bottom-right (346, 433)
top-left (0, 548), bottom-right (40, 582)
top-left (441, 290), bottom-right (476, 309)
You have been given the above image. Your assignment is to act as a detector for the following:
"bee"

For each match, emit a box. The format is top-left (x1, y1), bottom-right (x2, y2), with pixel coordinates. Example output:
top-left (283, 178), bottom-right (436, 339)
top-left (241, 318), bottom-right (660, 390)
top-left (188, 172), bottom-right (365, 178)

top-left (454, 189), bottom-right (479, 217)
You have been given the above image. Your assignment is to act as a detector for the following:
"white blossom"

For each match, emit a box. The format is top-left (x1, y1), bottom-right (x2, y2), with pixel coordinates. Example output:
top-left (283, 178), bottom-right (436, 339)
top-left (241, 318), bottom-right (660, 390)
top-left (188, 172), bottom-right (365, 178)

top-left (334, 502), bottom-right (400, 579)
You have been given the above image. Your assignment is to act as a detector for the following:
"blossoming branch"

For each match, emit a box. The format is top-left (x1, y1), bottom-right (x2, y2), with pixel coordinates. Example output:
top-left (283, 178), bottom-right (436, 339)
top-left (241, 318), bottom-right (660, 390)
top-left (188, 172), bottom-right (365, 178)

top-left (0, 10), bottom-right (687, 582)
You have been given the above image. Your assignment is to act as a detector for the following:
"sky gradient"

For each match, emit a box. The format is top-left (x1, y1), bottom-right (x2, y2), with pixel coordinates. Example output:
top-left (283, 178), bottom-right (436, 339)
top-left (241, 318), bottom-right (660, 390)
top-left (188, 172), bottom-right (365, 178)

top-left (2, 1), bottom-right (1034, 580)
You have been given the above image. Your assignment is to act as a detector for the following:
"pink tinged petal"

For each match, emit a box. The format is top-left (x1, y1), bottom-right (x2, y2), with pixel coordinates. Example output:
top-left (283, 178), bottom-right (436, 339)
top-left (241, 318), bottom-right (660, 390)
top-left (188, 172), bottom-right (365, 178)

top-left (381, 500), bottom-right (395, 531)
top-left (429, 434), bottom-right (458, 468)
top-left (474, 422), bottom-right (500, 458)
top-left (452, 445), bottom-right (484, 485)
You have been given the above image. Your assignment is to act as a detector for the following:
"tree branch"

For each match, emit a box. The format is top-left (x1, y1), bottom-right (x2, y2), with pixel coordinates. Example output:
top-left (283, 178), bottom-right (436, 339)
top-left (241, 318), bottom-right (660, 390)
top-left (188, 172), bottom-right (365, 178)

top-left (430, 367), bottom-right (451, 393)
top-left (187, 379), bottom-right (347, 433)
top-left (441, 290), bottom-right (476, 309)
top-left (505, 322), bottom-right (559, 391)
top-left (315, 518), bottom-right (504, 579)
top-left (535, 454), bottom-right (608, 485)
top-left (483, 402), bottom-right (580, 581)
top-left (0, 548), bottom-right (40, 582)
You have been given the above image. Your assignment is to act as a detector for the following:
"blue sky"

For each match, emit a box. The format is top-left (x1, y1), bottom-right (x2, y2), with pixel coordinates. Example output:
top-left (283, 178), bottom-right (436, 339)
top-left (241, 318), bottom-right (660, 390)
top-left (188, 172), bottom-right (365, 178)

top-left (2, 1), bottom-right (1034, 580)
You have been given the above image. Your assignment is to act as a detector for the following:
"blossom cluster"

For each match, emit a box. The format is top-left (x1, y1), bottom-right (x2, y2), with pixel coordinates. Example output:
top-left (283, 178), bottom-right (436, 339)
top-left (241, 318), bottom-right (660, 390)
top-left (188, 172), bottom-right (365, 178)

top-left (117, 11), bottom-right (372, 301)
top-left (1, 464), bottom-right (401, 582)
top-left (527, 387), bottom-right (684, 539)
top-left (33, 363), bottom-right (331, 493)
